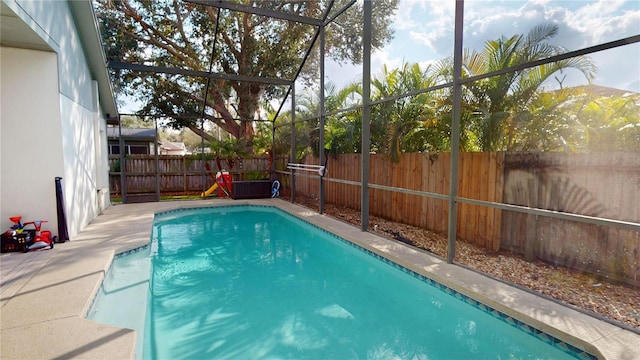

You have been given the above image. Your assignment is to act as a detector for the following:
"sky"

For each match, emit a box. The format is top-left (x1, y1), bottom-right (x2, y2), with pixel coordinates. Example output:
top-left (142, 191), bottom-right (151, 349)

top-left (324, 0), bottom-right (640, 93)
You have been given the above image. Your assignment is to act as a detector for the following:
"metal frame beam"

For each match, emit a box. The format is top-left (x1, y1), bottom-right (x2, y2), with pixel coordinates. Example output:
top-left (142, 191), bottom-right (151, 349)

top-left (319, 24), bottom-right (326, 214)
top-left (447, 0), bottom-right (465, 263)
top-left (290, 84), bottom-right (296, 203)
top-left (120, 113), bottom-right (272, 122)
top-left (460, 35), bottom-right (640, 86)
top-left (154, 118), bottom-right (160, 201)
top-left (107, 61), bottom-right (291, 86)
top-left (117, 115), bottom-right (127, 203)
top-left (269, 1), bottom-right (344, 125)
top-left (185, 0), bottom-right (323, 26)
top-left (360, 0), bottom-right (372, 231)
top-left (324, 0), bottom-right (356, 26)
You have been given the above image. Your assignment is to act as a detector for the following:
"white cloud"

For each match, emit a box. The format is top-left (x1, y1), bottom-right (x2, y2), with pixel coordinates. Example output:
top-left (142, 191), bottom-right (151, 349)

top-left (457, 0), bottom-right (640, 51)
top-left (391, 1), bottom-right (456, 58)
top-left (529, 0), bottom-right (552, 5)
top-left (393, 1), bottom-right (419, 31)
top-left (409, 30), bottom-right (439, 52)
top-left (393, 0), bottom-right (454, 30)
top-left (325, 0), bottom-right (640, 92)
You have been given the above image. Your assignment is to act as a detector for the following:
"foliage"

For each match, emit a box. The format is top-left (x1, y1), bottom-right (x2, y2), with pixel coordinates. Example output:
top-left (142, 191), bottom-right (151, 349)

top-left (243, 171), bottom-right (270, 181)
top-left (291, 23), bottom-right (608, 159)
top-left (178, 127), bottom-right (207, 152)
top-left (292, 81), bottom-right (364, 157)
top-left (268, 110), bottom-right (318, 161)
top-left (207, 137), bottom-right (250, 170)
top-left (458, 24), bottom-right (596, 151)
top-left (251, 121), bottom-right (273, 156)
top-left (289, 24), bottom-right (601, 160)
top-left (370, 63), bottom-right (447, 161)
top-left (550, 88), bottom-right (640, 152)
top-left (120, 114), bottom-right (154, 128)
top-left (96, 0), bottom-right (399, 145)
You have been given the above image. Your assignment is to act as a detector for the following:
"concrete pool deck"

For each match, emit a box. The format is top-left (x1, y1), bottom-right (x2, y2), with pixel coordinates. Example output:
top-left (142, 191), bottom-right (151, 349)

top-left (1, 198), bottom-right (638, 359)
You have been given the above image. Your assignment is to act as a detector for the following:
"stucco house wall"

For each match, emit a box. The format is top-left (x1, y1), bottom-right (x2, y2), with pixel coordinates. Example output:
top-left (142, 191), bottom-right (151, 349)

top-left (0, 0), bottom-right (116, 238)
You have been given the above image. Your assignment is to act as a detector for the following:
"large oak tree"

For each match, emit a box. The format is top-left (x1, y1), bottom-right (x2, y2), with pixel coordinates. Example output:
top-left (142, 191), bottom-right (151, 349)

top-left (97, 0), bottom-right (399, 143)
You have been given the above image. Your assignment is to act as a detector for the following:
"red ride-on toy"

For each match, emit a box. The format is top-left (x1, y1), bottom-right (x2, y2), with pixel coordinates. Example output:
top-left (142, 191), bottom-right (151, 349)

top-left (23, 220), bottom-right (57, 252)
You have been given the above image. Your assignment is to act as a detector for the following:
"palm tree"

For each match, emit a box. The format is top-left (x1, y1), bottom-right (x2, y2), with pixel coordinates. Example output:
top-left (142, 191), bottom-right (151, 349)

top-left (459, 24), bottom-right (596, 150)
top-left (323, 82), bottom-right (363, 155)
top-left (370, 62), bottom-right (443, 161)
top-left (559, 88), bottom-right (640, 152)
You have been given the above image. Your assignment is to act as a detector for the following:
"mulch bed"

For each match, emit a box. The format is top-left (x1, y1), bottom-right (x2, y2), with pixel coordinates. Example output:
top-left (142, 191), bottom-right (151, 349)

top-left (286, 195), bottom-right (640, 331)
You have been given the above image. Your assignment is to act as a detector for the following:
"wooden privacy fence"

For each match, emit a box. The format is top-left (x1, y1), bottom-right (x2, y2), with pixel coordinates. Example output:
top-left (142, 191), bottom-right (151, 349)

top-left (283, 152), bottom-right (639, 287)
top-left (280, 153), bottom-right (504, 249)
top-left (501, 152), bottom-right (640, 286)
top-left (109, 155), bottom-right (270, 195)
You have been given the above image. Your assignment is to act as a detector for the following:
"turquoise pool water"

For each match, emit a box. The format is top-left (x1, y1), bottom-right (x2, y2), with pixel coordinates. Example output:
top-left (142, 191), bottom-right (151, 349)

top-left (87, 245), bottom-right (150, 358)
top-left (89, 205), bottom-right (595, 359)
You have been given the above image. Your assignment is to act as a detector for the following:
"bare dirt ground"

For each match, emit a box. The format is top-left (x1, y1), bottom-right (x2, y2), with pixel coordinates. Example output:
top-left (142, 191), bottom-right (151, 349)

top-left (286, 194), bottom-right (640, 331)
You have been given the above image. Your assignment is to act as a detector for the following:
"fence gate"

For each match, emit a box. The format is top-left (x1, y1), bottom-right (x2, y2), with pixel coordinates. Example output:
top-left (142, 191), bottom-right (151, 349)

top-left (109, 155), bottom-right (160, 204)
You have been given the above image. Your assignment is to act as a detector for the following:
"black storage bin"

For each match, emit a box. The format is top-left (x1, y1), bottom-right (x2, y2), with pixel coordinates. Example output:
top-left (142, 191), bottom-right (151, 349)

top-left (1, 230), bottom-right (35, 253)
top-left (232, 180), bottom-right (272, 199)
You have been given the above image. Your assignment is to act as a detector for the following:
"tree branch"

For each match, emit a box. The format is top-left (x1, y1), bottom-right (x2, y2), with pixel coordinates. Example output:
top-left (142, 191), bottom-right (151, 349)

top-left (120, 0), bottom-right (197, 68)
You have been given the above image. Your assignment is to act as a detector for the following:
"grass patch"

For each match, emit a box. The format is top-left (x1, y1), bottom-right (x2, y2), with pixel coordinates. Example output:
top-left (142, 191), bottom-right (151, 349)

top-left (160, 194), bottom-right (202, 201)
top-left (110, 193), bottom-right (205, 203)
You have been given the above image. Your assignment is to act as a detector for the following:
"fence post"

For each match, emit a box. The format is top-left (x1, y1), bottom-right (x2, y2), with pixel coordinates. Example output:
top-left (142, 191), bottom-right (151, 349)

top-left (183, 156), bottom-right (187, 193)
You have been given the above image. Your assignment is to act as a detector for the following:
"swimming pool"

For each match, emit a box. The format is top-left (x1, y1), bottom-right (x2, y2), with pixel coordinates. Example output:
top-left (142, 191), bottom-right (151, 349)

top-left (89, 205), bottom-right (597, 359)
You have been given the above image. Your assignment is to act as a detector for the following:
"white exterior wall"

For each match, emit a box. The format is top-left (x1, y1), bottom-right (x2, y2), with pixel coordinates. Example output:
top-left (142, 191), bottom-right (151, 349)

top-left (1, 0), bottom-right (111, 237)
top-left (0, 47), bottom-right (64, 232)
